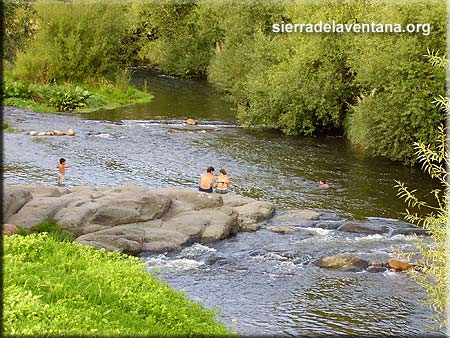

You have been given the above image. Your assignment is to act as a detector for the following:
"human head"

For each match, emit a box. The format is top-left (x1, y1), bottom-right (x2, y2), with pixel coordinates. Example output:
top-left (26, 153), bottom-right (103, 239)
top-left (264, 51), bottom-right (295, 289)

top-left (220, 168), bottom-right (227, 175)
top-left (206, 166), bottom-right (215, 173)
top-left (59, 158), bottom-right (66, 164)
top-left (319, 179), bottom-right (327, 185)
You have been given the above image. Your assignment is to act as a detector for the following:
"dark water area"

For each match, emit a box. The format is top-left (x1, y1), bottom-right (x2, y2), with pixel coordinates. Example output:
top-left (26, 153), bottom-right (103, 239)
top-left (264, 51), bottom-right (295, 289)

top-left (3, 69), bottom-right (443, 337)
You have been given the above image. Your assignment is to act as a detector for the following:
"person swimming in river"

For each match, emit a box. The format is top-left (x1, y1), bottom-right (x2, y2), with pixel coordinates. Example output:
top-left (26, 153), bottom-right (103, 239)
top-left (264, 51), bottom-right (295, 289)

top-left (199, 166), bottom-right (215, 193)
top-left (319, 179), bottom-right (331, 189)
top-left (57, 158), bottom-right (74, 186)
top-left (215, 168), bottom-right (231, 194)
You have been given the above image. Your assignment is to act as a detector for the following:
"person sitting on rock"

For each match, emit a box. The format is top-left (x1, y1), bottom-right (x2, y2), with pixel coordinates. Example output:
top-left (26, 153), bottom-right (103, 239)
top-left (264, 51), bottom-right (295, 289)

top-left (215, 167), bottom-right (231, 194)
top-left (319, 179), bottom-right (331, 189)
top-left (57, 158), bottom-right (74, 186)
top-left (199, 166), bottom-right (215, 193)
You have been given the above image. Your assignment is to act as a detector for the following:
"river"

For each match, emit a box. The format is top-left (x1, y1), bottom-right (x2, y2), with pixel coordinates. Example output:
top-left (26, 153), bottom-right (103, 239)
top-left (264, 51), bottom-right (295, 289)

top-left (3, 68), bottom-right (443, 336)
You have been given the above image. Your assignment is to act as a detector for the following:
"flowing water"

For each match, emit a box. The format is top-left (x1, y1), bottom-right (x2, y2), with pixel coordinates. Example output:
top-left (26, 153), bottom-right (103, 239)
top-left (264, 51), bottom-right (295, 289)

top-left (3, 68), bottom-right (443, 336)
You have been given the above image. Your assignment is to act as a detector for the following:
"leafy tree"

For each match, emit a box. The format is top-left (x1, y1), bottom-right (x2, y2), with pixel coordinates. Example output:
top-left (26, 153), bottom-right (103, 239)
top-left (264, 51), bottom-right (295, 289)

top-left (13, 1), bottom-right (133, 83)
top-left (3, 0), bottom-right (37, 62)
top-left (395, 50), bottom-right (448, 329)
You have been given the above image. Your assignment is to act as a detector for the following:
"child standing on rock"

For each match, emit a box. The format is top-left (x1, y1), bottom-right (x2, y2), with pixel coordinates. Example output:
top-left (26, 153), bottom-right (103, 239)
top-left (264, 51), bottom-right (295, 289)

top-left (57, 158), bottom-right (74, 186)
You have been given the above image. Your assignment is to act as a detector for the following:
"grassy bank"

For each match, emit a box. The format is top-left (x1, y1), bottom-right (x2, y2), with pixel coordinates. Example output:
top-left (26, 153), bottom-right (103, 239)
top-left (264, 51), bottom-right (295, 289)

top-left (3, 77), bottom-right (152, 114)
top-left (4, 232), bottom-right (231, 336)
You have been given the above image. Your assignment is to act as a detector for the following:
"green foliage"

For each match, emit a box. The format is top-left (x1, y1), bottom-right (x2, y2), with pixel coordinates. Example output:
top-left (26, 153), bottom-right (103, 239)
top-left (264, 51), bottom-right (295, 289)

top-left (4, 233), bottom-right (231, 336)
top-left (3, 0), bottom-right (37, 62)
top-left (4, 81), bottom-right (34, 99)
top-left (3, 79), bottom-right (151, 113)
top-left (14, 1), bottom-right (133, 84)
top-left (28, 220), bottom-right (75, 242)
top-left (48, 87), bottom-right (92, 112)
top-left (395, 52), bottom-right (448, 329)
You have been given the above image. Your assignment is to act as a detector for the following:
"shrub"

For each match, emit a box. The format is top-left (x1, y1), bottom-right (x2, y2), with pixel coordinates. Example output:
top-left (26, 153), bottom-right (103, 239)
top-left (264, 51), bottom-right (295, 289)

top-left (48, 86), bottom-right (92, 112)
top-left (395, 52), bottom-right (448, 329)
top-left (14, 1), bottom-right (133, 84)
top-left (4, 81), bottom-right (33, 99)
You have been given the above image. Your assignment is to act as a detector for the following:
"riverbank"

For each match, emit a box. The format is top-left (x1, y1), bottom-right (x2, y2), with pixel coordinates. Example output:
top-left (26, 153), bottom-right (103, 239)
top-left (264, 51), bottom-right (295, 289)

top-left (3, 232), bottom-right (231, 336)
top-left (3, 78), bottom-right (152, 114)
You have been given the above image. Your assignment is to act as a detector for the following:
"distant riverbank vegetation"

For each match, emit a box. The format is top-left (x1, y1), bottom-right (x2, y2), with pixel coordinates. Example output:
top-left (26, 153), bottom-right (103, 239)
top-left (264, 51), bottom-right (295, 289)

top-left (4, 0), bottom-right (446, 164)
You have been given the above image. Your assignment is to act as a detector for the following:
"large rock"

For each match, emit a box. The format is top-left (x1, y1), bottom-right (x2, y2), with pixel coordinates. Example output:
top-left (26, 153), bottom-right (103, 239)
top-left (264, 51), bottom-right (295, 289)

top-left (8, 196), bottom-right (73, 229)
top-left (337, 223), bottom-right (390, 234)
top-left (153, 187), bottom-right (223, 213)
top-left (315, 254), bottom-right (370, 272)
top-left (234, 201), bottom-right (275, 227)
top-left (275, 209), bottom-right (321, 222)
top-left (75, 225), bottom-right (145, 255)
top-left (161, 206), bottom-right (238, 241)
top-left (3, 186), bottom-right (32, 219)
top-left (4, 184), bottom-right (274, 254)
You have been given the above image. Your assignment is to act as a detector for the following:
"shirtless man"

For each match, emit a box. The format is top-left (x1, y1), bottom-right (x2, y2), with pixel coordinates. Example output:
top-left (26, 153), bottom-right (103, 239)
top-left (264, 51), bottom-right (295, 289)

top-left (57, 158), bottom-right (74, 186)
top-left (319, 179), bottom-right (331, 189)
top-left (199, 166), bottom-right (215, 193)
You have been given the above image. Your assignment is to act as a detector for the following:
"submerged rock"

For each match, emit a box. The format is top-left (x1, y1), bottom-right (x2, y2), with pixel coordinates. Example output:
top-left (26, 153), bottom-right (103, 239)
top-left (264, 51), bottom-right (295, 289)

top-left (315, 254), bottom-right (370, 272)
top-left (266, 226), bottom-right (298, 234)
top-left (390, 228), bottom-right (428, 236)
top-left (337, 223), bottom-right (390, 234)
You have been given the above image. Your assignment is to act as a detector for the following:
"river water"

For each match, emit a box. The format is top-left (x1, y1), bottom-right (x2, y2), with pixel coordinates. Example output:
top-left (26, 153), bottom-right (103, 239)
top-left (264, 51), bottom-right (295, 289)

top-left (3, 69), bottom-right (443, 336)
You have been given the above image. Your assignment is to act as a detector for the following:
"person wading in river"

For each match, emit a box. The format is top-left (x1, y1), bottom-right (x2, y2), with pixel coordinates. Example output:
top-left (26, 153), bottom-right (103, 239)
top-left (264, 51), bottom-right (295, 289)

top-left (215, 167), bottom-right (231, 194)
top-left (56, 158), bottom-right (74, 186)
top-left (199, 166), bottom-right (215, 193)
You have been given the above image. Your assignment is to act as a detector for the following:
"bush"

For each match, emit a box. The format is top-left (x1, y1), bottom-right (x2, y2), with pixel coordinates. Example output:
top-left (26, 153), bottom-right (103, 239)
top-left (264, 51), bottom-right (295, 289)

top-left (395, 52), bottom-right (448, 329)
top-left (48, 86), bottom-right (92, 112)
top-left (3, 233), bottom-right (230, 336)
top-left (14, 1), bottom-right (133, 84)
top-left (4, 81), bottom-right (33, 99)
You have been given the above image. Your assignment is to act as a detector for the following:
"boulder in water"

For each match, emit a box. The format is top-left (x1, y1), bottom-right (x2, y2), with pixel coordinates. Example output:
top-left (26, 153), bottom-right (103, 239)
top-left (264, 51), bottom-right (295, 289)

top-left (185, 118), bottom-right (197, 125)
top-left (387, 258), bottom-right (414, 271)
top-left (337, 223), bottom-right (390, 234)
top-left (315, 254), bottom-right (369, 272)
top-left (53, 130), bottom-right (65, 136)
top-left (266, 225), bottom-right (298, 234)
top-left (390, 228), bottom-right (428, 236)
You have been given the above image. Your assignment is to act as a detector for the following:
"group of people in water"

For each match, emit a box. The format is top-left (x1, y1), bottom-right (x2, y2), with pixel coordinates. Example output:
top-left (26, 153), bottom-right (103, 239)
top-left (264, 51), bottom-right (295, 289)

top-left (198, 166), bottom-right (331, 194)
top-left (199, 166), bottom-right (231, 194)
top-left (57, 159), bottom-right (329, 192)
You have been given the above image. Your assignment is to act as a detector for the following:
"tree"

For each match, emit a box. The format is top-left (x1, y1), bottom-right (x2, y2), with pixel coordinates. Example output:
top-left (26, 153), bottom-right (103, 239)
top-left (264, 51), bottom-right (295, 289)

top-left (395, 50), bottom-right (448, 329)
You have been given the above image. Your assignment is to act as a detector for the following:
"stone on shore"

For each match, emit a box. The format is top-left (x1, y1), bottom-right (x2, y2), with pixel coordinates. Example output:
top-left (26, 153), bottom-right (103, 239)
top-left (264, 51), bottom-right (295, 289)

top-left (3, 224), bottom-right (18, 235)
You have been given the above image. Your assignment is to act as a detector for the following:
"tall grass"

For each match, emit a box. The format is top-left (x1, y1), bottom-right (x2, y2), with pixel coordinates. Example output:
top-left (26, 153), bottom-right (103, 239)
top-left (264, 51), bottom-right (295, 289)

top-left (4, 233), bottom-right (231, 336)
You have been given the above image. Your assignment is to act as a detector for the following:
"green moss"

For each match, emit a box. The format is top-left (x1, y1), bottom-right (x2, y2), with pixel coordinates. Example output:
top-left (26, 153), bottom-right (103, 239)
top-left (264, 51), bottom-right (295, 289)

top-left (4, 233), bottom-right (231, 336)
top-left (29, 220), bottom-right (75, 243)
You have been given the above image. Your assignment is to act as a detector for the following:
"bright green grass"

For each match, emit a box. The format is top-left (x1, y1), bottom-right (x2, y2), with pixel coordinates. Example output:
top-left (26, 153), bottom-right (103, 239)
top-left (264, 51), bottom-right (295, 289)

top-left (4, 233), bottom-right (231, 336)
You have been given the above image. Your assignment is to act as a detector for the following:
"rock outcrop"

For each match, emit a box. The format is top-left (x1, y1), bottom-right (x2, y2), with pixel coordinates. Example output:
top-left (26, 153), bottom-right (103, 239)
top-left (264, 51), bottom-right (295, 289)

top-left (3, 184), bottom-right (275, 255)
